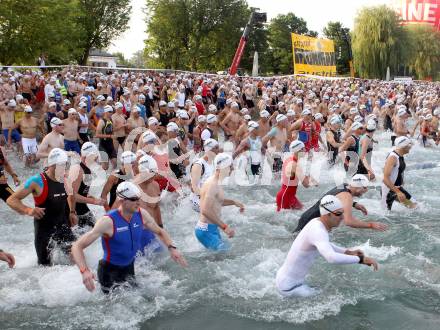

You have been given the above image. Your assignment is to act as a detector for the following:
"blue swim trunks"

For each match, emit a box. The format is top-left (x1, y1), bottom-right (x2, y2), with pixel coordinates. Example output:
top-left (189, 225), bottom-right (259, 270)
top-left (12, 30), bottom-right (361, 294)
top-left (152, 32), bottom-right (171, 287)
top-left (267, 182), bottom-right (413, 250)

top-left (3, 129), bottom-right (21, 142)
top-left (194, 221), bottom-right (230, 251)
top-left (64, 139), bottom-right (80, 154)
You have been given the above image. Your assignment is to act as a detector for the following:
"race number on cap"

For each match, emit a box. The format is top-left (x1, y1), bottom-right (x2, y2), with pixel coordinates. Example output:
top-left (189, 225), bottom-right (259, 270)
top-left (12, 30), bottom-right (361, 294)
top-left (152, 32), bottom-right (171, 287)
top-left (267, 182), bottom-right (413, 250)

top-left (148, 117), bottom-right (159, 126)
top-left (198, 115), bottom-right (207, 123)
top-left (260, 110), bottom-right (270, 118)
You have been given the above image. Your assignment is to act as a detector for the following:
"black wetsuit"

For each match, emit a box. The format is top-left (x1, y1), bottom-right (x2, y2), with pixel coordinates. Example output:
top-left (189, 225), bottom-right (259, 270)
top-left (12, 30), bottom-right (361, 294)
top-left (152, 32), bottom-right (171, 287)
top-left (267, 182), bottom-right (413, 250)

top-left (33, 173), bottom-right (75, 265)
top-left (295, 184), bottom-right (351, 232)
top-left (327, 129), bottom-right (341, 166)
top-left (99, 118), bottom-right (117, 159)
top-left (108, 169), bottom-right (125, 208)
top-left (169, 139), bottom-right (185, 179)
top-left (357, 136), bottom-right (373, 175)
top-left (76, 162), bottom-right (95, 227)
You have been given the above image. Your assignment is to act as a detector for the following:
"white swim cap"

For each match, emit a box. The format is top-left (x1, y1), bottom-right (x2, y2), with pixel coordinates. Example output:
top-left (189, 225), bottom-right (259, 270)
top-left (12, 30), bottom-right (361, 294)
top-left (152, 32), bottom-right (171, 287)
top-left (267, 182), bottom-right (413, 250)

top-left (142, 131), bottom-right (158, 144)
top-left (114, 102), bottom-right (123, 109)
top-left (301, 109), bottom-right (312, 116)
top-left (214, 153), bottom-right (233, 170)
top-left (63, 99), bottom-right (71, 105)
top-left (96, 95), bottom-right (105, 101)
top-left (260, 110), bottom-right (270, 118)
top-left (208, 104), bottom-right (217, 112)
top-left (50, 117), bottom-right (63, 127)
top-left (276, 114), bottom-right (287, 123)
top-left (394, 136), bottom-right (412, 149)
top-left (366, 119), bottom-right (377, 131)
top-left (350, 122), bottom-right (363, 131)
top-left (136, 150), bottom-right (146, 158)
top-left (424, 114), bottom-right (433, 121)
top-left (240, 108), bottom-right (249, 115)
top-left (104, 105), bottom-right (113, 113)
top-left (166, 122), bottom-right (179, 132)
top-left (8, 99), bottom-right (17, 107)
top-left (354, 115), bottom-right (363, 122)
top-left (207, 114), bottom-right (217, 124)
top-left (47, 148), bottom-right (68, 166)
top-left (319, 195), bottom-right (343, 216)
top-left (177, 110), bottom-right (189, 119)
top-left (81, 142), bottom-right (98, 157)
top-left (314, 113), bottom-right (323, 121)
top-left (148, 117), bottom-right (159, 126)
top-left (24, 105), bottom-right (33, 113)
top-left (116, 182), bottom-right (141, 200)
top-left (397, 108), bottom-right (407, 117)
top-left (204, 138), bottom-right (219, 151)
top-left (138, 154), bottom-right (158, 173)
top-left (349, 107), bottom-right (358, 115)
top-left (159, 100), bottom-right (167, 107)
top-left (68, 108), bottom-right (77, 115)
top-left (78, 102), bottom-right (87, 108)
top-left (289, 140), bottom-right (305, 153)
top-left (120, 151), bottom-right (136, 164)
top-left (244, 114), bottom-right (251, 121)
top-left (248, 121), bottom-right (259, 132)
top-left (330, 116), bottom-right (341, 125)
top-left (350, 174), bottom-right (369, 188)
top-left (287, 110), bottom-right (295, 117)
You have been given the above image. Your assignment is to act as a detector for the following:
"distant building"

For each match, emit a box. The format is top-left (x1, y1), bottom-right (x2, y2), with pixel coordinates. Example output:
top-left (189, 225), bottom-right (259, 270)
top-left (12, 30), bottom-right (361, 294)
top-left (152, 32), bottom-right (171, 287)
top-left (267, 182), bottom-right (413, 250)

top-left (87, 49), bottom-right (117, 68)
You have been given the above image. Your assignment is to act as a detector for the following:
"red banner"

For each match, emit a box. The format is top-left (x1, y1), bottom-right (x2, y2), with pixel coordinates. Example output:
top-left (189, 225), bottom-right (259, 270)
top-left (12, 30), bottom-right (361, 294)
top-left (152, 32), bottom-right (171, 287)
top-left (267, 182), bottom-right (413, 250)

top-left (393, 0), bottom-right (440, 30)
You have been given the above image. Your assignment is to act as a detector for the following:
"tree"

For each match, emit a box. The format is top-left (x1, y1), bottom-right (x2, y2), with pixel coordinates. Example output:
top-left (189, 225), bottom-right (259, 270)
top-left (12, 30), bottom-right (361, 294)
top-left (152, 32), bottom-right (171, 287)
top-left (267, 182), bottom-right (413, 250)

top-left (0, 0), bottom-right (81, 65)
top-left (76, 0), bottom-right (132, 65)
top-left (112, 52), bottom-right (131, 67)
top-left (352, 5), bottom-right (405, 79)
top-left (405, 25), bottom-right (440, 80)
top-left (145, 0), bottom-right (250, 71)
top-left (267, 13), bottom-right (317, 74)
top-left (323, 21), bottom-right (351, 75)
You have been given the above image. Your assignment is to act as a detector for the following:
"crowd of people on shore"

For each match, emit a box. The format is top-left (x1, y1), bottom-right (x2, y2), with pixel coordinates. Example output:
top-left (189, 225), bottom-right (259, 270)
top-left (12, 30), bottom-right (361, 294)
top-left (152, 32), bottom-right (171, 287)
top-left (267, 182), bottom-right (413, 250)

top-left (0, 67), bottom-right (439, 296)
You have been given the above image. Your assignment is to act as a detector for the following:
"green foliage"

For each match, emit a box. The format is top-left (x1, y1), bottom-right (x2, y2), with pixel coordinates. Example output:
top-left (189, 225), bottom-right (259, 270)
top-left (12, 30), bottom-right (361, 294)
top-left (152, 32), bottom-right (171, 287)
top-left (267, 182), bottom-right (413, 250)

top-left (352, 5), bottom-right (405, 79)
top-left (404, 25), bottom-right (440, 80)
top-left (145, 0), bottom-right (249, 71)
top-left (323, 21), bottom-right (351, 74)
top-left (267, 13), bottom-right (317, 74)
top-left (0, 0), bottom-right (131, 66)
top-left (0, 0), bottom-right (81, 65)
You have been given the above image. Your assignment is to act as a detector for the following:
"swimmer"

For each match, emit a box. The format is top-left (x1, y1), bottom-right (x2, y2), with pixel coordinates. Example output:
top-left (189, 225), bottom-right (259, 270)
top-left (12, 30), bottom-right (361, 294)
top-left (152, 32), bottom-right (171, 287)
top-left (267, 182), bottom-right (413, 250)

top-left (295, 174), bottom-right (388, 232)
top-left (71, 182), bottom-right (187, 294)
top-left (190, 139), bottom-right (218, 212)
top-left (276, 140), bottom-right (311, 212)
top-left (276, 195), bottom-right (378, 298)
top-left (381, 136), bottom-right (416, 210)
top-left (195, 153), bottom-right (244, 251)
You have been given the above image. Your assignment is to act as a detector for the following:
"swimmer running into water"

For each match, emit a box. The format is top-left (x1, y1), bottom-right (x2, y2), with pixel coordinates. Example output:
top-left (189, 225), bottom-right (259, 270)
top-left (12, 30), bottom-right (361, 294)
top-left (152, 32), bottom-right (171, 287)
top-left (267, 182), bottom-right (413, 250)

top-left (276, 195), bottom-right (378, 298)
top-left (195, 153), bottom-right (244, 251)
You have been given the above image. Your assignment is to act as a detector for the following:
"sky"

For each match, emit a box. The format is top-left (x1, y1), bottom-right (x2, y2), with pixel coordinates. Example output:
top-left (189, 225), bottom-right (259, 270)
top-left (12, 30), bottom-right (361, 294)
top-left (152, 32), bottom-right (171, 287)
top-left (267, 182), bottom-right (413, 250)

top-left (109, 0), bottom-right (390, 59)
